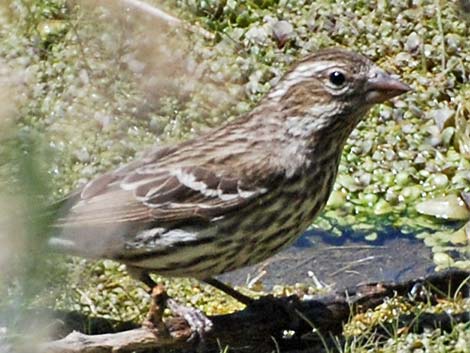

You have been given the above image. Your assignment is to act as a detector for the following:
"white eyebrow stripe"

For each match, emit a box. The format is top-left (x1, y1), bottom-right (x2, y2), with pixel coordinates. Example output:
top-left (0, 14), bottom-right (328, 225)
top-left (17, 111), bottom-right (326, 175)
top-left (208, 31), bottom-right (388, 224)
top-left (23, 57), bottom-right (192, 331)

top-left (291, 61), bottom-right (338, 75)
top-left (267, 70), bottom-right (319, 100)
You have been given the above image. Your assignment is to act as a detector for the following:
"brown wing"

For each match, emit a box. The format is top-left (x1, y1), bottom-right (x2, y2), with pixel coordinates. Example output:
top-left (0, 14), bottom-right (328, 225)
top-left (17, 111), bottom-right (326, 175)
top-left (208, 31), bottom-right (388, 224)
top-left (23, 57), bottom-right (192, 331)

top-left (50, 137), bottom-right (280, 258)
top-left (58, 164), bottom-right (268, 227)
top-left (51, 163), bottom-right (270, 258)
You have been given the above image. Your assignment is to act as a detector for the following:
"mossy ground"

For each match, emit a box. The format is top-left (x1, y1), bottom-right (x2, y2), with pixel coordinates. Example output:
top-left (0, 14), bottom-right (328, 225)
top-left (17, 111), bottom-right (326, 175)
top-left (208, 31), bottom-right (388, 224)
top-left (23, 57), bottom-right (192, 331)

top-left (0, 0), bottom-right (470, 352)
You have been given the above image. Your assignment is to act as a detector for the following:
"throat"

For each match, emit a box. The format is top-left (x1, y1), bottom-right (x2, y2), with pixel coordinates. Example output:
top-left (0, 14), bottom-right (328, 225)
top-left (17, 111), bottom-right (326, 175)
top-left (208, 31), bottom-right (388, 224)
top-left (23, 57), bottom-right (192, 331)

top-left (279, 131), bottom-right (345, 181)
top-left (285, 105), bottom-right (341, 139)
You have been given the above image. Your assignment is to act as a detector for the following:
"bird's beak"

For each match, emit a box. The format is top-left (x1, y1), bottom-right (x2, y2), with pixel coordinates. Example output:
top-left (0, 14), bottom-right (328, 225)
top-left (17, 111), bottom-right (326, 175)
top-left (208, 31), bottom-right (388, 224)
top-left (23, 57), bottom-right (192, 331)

top-left (365, 69), bottom-right (411, 104)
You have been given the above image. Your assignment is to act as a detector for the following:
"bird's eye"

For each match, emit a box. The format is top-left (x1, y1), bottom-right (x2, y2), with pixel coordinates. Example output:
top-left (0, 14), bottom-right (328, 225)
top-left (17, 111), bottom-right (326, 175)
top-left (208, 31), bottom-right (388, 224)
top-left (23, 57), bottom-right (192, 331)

top-left (329, 71), bottom-right (346, 86)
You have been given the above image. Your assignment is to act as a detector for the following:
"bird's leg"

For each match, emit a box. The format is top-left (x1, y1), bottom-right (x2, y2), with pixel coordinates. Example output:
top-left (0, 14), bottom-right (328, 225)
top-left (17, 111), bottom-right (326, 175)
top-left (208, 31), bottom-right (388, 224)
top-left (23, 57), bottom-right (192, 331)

top-left (142, 283), bottom-right (170, 335)
top-left (127, 266), bottom-right (158, 291)
top-left (127, 268), bottom-right (168, 330)
top-left (203, 278), bottom-right (254, 306)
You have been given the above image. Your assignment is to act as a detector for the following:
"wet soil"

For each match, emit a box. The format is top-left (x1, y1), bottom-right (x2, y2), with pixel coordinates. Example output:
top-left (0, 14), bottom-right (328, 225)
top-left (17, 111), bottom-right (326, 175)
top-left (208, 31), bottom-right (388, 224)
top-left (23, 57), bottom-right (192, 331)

top-left (219, 228), bottom-right (436, 290)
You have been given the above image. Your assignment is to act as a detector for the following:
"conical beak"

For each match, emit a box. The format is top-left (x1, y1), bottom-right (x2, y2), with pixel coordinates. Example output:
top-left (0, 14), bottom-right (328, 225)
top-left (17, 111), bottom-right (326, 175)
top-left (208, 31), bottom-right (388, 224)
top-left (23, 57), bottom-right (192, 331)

top-left (365, 69), bottom-right (411, 104)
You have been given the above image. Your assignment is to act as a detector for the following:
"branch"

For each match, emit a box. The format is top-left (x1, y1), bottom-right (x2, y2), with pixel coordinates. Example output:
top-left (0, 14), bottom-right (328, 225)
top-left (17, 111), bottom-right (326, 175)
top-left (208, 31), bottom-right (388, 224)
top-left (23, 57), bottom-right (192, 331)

top-left (41, 328), bottom-right (184, 353)
top-left (38, 270), bottom-right (470, 353)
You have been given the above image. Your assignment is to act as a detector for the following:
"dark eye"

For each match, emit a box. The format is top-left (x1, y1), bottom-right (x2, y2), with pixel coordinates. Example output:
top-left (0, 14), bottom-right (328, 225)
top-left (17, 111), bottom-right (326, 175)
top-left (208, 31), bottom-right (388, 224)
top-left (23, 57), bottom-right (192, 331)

top-left (329, 71), bottom-right (346, 86)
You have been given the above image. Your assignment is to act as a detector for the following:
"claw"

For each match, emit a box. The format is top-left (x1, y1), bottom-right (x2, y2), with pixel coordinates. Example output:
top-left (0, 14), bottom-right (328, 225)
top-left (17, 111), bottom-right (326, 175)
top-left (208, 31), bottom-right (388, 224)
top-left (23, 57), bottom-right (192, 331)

top-left (167, 298), bottom-right (213, 342)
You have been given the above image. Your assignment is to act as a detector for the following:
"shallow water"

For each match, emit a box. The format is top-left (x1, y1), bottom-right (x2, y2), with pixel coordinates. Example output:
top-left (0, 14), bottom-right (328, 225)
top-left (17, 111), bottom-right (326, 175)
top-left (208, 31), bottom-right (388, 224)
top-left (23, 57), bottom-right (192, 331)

top-left (220, 227), bottom-right (436, 290)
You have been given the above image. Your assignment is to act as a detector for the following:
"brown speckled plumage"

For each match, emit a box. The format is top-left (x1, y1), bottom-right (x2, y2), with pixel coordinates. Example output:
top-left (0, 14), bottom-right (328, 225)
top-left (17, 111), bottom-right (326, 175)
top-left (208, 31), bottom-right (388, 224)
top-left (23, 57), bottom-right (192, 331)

top-left (50, 48), bottom-right (409, 284)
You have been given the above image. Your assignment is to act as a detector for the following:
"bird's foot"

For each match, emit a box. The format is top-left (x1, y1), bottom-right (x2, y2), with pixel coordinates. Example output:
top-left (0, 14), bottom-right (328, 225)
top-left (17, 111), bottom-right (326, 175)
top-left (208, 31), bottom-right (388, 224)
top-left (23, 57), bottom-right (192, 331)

top-left (142, 283), bottom-right (212, 344)
top-left (166, 298), bottom-right (213, 342)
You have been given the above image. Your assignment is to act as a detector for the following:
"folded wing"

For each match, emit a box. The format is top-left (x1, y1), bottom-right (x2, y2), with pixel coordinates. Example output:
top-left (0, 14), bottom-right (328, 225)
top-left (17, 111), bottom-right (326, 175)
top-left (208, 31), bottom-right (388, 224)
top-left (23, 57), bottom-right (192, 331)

top-left (50, 148), bottom-right (271, 258)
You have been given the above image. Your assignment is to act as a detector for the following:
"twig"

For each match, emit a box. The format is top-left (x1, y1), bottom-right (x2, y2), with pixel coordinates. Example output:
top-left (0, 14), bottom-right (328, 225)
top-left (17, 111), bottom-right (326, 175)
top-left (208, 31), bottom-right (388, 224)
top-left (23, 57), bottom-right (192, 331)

top-left (278, 246), bottom-right (387, 278)
top-left (330, 255), bottom-right (380, 277)
top-left (117, 0), bottom-right (215, 40)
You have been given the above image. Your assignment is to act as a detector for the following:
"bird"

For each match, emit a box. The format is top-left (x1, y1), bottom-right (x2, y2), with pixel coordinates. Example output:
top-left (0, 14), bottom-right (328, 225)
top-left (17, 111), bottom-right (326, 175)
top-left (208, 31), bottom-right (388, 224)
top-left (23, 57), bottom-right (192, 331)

top-left (48, 47), bottom-right (410, 334)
